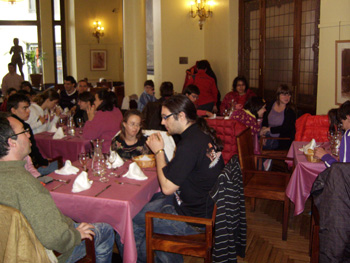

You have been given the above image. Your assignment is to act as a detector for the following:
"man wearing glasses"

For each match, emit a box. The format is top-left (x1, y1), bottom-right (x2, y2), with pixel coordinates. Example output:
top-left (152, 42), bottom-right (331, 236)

top-left (115, 95), bottom-right (224, 262)
top-left (0, 113), bottom-right (115, 262)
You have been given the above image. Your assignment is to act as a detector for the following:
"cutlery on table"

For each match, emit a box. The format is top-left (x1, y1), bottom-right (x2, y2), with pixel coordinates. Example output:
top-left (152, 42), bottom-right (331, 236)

top-left (51, 179), bottom-right (71, 191)
top-left (53, 178), bottom-right (68, 183)
top-left (94, 185), bottom-right (112, 197)
top-left (115, 180), bottom-right (141, 186)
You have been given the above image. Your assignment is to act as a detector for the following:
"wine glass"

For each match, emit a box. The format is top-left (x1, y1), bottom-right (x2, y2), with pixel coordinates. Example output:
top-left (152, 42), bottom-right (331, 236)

top-left (106, 152), bottom-right (118, 177)
top-left (99, 158), bottom-right (109, 183)
top-left (78, 153), bottom-right (88, 172)
top-left (76, 118), bottom-right (83, 134)
top-left (58, 116), bottom-right (66, 128)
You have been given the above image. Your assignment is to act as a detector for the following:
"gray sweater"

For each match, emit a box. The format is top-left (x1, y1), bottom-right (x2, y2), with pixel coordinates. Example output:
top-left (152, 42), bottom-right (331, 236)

top-left (0, 160), bottom-right (81, 262)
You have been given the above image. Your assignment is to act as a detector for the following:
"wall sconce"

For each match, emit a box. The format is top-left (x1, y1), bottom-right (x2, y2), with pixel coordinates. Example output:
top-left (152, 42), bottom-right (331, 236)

top-left (190, 0), bottom-right (214, 30)
top-left (92, 21), bottom-right (104, 43)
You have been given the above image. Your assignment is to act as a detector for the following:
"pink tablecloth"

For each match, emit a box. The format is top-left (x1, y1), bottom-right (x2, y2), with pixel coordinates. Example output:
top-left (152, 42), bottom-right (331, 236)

top-left (35, 132), bottom-right (91, 162)
top-left (45, 161), bottom-right (160, 263)
top-left (286, 141), bottom-right (327, 215)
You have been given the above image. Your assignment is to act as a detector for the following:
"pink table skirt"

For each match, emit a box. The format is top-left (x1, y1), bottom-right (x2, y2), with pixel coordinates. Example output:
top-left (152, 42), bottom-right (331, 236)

top-left (286, 141), bottom-right (327, 215)
top-left (35, 131), bottom-right (91, 162)
top-left (45, 161), bottom-right (160, 263)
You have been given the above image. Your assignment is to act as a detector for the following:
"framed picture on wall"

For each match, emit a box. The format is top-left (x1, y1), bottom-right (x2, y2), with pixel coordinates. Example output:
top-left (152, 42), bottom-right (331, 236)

top-left (91, 50), bottom-right (107, 71)
top-left (335, 40), bottom-right (350, 104)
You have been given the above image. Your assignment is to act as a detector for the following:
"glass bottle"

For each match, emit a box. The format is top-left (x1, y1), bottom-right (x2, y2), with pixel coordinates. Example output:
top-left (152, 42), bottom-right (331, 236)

top-left (91, 139), bottom-right (106, 177)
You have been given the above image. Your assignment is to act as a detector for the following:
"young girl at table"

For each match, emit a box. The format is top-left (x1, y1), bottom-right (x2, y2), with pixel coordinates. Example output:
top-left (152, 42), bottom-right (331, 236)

top-left (26, 89), bottom-right (61, 134)
top-left (111, 109), bottom-right (150, 160)
top-left (111, 109), bottom-right (150, 159)
top-left (315, 101), bottom-right (350, 167)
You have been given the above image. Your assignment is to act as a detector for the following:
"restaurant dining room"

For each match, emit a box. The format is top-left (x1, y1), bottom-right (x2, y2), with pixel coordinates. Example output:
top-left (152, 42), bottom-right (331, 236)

top-left (1, 0), bottom-right (350, 263)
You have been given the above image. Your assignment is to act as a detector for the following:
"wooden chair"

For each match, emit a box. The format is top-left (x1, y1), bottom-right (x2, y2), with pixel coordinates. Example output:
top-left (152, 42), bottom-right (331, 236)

top-left (259, 136), bottom-right (291, 157)
top-left (237, 127), bottom-right (293, 240)
top-left (145, 204), bottom-right (217, 263)
top-left (53, 238), bottom-right (96, 263)
top-left (310, 198), bottom-right (319, 263)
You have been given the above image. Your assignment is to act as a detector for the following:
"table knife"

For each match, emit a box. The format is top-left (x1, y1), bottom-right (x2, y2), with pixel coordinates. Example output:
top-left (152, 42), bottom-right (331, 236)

top-left (95, 184), bottom-right (111, 197)
top-left (51, 183), bottom-right (65, 191)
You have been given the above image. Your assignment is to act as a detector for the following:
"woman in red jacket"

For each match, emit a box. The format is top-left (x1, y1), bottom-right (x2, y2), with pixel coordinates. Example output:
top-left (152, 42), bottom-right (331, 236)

top-left (220, 76), bottom-right (256, 115)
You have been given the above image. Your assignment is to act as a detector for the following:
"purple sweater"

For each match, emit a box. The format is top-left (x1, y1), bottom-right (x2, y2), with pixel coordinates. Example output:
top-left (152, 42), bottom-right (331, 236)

top-left (82, 107), bottom-right (123, 153)
top-left (322, 129), bottom-right (350, 167)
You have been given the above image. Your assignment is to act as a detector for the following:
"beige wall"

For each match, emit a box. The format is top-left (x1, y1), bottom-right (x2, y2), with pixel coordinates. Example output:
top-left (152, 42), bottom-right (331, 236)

top-left (317, 0), bottom-right (350, 114)
top-left (68, 0), bottom-right (123, 83)
top-left (204, 0), bottom-right (239, 98)
top-left (153, 0), bottom-right (205, 95)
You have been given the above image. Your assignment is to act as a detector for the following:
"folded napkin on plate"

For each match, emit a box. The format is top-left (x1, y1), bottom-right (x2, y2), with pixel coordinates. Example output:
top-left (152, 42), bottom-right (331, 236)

top-left (48, 125), bottom-right (58, 133)
top-left (55, 160), bottom-right (80, 175)
top-left (143, 130), bottom-right (176, 161)
top-left (299, 138), bottom-right (317, 153)
top-left (72, 171), bottom-right (93, 193)
top-left (123, 162), bottom-right (148, 180)
top-left (53, 127), bottom-right (65, 139)
top-left (107, 151), bottom-right (124, 169)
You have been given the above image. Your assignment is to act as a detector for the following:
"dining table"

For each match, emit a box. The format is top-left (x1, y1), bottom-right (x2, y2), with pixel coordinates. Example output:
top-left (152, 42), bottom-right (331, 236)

top-left (35, 129), bottom-right (91, 162)
top-left (286, 141), bottom-right (330, 215)
top-left (45, 160), bottom-right (160, 263)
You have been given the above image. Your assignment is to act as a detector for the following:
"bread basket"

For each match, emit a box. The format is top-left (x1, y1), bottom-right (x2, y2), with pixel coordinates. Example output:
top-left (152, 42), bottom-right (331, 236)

top-left (132, 154), bottom-right (156, 168)
top-left (304, 149), bottom-right (321, 163)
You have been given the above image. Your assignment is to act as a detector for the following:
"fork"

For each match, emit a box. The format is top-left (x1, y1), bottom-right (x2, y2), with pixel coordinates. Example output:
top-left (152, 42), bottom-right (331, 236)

top-left (51, 179), bottom-right (71, 191)
top-left (53, 178), bottom-right (68, 183)
top-left (115, 180), bottom-right (141, 186)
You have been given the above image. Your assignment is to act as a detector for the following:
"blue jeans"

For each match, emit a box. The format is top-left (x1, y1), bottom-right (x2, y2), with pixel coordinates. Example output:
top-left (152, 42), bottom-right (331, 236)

top-left (66, 222), bottom-right (115, 263)
top-left (37, 161), bottom-right (58, 176)
top-left (115, 193), bottom-right (202, 263)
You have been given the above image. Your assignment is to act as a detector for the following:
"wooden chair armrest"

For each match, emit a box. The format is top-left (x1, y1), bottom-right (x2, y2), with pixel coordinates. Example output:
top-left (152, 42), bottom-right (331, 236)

top-left (260, 137), bottom-right (291, 142)
top-left (254, 154), bottom-right (294, 162)
top-left (243, 169), bottom-right (291, 176)
top-left (145, 211), bottom-right (213, 226)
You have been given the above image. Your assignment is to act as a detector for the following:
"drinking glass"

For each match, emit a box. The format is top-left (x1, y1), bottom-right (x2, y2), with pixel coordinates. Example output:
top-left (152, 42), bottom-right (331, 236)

top-left (78, 153), bottom-right (88, 172)
top-left (106, 152), bottom-right (118, 177)
top-left (76, 118), bottom-right (83, 134)
top-left (99, 158), bottom-right (109, 183)
top-left (58, 116), bottom-right (66, 128)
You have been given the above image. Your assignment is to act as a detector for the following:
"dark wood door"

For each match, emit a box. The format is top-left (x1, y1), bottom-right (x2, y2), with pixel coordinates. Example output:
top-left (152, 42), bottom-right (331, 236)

top-left (239, 0), bottom-right (320, 115)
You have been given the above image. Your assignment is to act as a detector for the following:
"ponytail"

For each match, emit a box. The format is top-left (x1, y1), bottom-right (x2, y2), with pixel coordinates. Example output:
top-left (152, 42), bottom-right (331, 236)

top-left (196, 117), bottom-right (223, 151)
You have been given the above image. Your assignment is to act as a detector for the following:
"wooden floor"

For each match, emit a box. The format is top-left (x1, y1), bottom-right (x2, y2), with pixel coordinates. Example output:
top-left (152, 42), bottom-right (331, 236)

top-left (184, 198), bottom-right (312, 263)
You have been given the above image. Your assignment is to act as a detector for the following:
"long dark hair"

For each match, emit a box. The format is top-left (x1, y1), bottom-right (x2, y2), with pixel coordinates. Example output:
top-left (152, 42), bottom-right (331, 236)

top-left (232, 76), bottom-right (249, 92)
top-left (119, 109), bottom-right (143, 141)
top-left (163, 95), bottom-right (223, 151)
top-left (33, 89), bottom-right (59, 106)
top-left (244, 96), bottom-right (266, 119)
top-left (96, 88), bottom-right (117, 111)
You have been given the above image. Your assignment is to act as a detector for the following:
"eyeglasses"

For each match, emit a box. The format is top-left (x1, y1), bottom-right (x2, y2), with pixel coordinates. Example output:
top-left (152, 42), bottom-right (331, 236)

top-left (127, 122), bottom-right (141, 128)
top-left (10, 128), bottom-right (30, 138)
top-left (280, 92), bottom-right (291, 96)
top-left (162, 113), bottom-right (174, 120)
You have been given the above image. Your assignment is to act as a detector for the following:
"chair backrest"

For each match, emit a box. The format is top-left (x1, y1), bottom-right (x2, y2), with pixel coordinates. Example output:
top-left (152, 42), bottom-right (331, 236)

top-left (236, 127), bottom-right (255, 171)
top-left (295, 113), bottom-right (329, 142)
top-left (0, 204), bottom-right (50, 262)
top-left (207, 118), bottom-right (247, 163)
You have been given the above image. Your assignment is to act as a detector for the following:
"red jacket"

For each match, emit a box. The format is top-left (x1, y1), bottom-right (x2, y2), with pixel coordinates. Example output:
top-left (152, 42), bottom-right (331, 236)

top-left (220, 89), bottom-right (256, 115)
top-left (186, 69), bottom-right (218, 106)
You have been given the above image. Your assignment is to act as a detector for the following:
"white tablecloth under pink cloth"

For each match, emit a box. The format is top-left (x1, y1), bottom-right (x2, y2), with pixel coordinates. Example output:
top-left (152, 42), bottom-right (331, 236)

top-left (35, 131), bottom-right (91, 162)
top-left (286, 141), bottom-right (327, 215)
top-left (45, 161), bottom-right (160, 263)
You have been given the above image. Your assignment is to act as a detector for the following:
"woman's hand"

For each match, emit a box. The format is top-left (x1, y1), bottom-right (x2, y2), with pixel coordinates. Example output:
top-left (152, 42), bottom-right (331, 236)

top-left (76, 222), bottom-right (95, 241)
top-left (235, 103), bottom-right (243, 110)
top-left (86, 104), bottom-right (96, 121)
top-left (314, 147), bottom-right (328, 160)
top-left (55, 105), bottom-right (62, 116)
top-left (206, 111), bottom-right (214, 117)
top-left (146, 133), bottom-right (164, 153)
top-left (260, 126), bottom-right (270, 136)
top-left (39, 115), bottom-right (47, 124)
top-left (212, 105), bottom-right (218, 113)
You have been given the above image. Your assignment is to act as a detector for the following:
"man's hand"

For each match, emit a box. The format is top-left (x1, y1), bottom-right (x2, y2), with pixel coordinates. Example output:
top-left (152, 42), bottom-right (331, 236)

top-left (87, 104), bottom-right (96, 121)
top-left (260, 126), bottom-right (270, 136)
top-left (76, 222), bottom-right (95, 241)
top-left (314, 147), bottom-right (327, 160)
top-left (146, 133), bottom-right (164, 154)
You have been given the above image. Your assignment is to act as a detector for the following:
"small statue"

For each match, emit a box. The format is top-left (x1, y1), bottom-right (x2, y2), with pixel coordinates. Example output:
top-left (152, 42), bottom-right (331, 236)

top-left (9, 38), bottom-right (25, 79)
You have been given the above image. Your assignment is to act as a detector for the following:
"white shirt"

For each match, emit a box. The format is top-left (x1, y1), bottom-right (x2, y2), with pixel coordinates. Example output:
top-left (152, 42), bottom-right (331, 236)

top-left (26, 103), bottom-right (59, 134)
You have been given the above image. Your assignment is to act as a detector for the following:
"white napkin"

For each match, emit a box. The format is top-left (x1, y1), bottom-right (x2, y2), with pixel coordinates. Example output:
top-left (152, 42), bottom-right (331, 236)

top-left (107, 151), bottom-right (124, 169)
top-left (143, 130), bottom-right (176, 161)
top-left (55, 160), bottom-right (80, 175)
top-left (123, 162), bottom-right (148, 181)
top-left (72, 171), bottom-right (93, 193)
top-left (48, 125), bottom-right (58, 133)
top-left (53, 127), bottom-right (65, 139)
top-left (299, 139), bottom-right (317, 153)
